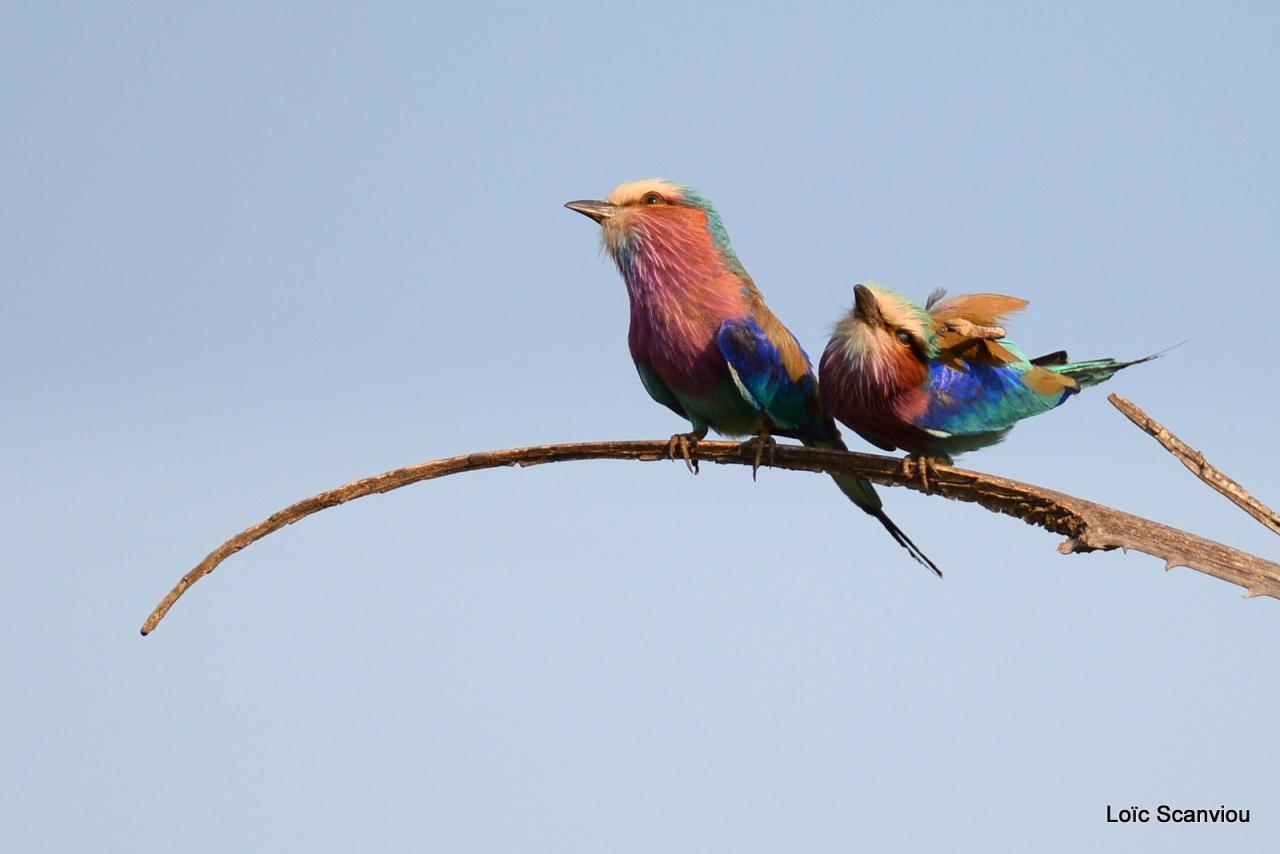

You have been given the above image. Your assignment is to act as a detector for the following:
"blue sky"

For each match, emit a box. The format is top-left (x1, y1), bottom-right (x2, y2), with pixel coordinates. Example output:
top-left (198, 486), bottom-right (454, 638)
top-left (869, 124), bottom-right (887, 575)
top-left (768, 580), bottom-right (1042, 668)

top-left (4, 3), bottom-right (1278, 851)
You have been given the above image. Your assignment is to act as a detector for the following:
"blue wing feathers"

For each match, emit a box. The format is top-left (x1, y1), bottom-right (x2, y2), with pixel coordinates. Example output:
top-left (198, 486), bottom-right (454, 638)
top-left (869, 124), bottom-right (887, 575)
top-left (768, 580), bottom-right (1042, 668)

top-left (920, 361), bottom-right (1075, 436)
top-left (716, 318), bottom-right (790, 410)
top-left (715, 317), bottom-right (833, 442)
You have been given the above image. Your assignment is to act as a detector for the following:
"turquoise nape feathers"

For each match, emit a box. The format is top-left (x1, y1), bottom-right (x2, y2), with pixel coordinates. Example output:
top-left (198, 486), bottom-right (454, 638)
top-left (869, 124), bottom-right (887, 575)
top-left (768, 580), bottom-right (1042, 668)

top-left (819, 283), bottom-right (1162, 464)
top-left (566, 179), bottom-right (939, 576)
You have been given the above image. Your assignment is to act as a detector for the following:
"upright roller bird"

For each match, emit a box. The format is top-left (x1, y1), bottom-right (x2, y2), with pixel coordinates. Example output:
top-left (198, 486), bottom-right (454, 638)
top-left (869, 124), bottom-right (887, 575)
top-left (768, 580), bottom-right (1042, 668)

top-left (566, 179), bottom-right (938, 575)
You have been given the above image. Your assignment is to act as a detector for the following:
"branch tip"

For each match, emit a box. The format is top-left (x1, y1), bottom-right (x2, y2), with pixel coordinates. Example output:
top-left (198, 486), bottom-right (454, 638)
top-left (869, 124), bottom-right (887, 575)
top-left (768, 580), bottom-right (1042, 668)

top-left (1110, 394), bottom-right (1280, 538)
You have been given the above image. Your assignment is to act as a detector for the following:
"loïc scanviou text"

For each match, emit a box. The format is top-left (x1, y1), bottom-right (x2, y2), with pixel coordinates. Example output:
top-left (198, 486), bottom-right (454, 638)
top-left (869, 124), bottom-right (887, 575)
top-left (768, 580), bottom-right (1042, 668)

top-left (1107, 805), bottom-right (1250, 824)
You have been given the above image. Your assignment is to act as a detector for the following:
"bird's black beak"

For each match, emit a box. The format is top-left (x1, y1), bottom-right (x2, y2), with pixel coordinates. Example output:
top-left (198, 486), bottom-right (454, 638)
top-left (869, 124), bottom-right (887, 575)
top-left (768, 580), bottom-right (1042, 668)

top-left (564, 199), bottom-right (617, 224)
top-left (853, 284), bottom-right (884, 328)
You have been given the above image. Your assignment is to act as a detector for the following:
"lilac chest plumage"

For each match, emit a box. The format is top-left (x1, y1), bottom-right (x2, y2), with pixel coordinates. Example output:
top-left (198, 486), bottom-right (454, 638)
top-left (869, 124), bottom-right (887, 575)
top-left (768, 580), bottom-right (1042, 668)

top-left (819, 341), bottom-right (933, 450)
top-left (615, 218), bottom-right (748, 393)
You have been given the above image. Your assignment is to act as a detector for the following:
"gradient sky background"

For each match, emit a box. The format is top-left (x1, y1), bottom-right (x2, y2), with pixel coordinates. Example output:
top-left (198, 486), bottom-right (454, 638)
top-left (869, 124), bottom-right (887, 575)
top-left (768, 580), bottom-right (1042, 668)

top-left (4, 3), bottom-right (1279, 852)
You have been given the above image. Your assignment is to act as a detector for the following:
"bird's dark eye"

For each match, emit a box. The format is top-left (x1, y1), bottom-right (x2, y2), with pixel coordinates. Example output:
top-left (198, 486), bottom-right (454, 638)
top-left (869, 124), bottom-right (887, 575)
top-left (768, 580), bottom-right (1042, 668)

top-left (642, 192), bottom-right (666, 206)
top-left (895, 330), bottom-right (913, 345)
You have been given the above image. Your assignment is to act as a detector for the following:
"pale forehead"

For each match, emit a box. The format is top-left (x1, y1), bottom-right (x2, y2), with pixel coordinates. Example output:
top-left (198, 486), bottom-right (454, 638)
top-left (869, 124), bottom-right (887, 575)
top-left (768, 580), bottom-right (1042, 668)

top-left (866, 284), bottom-right (928, 333)
top-left (606, 178), bottom-right (684, 205)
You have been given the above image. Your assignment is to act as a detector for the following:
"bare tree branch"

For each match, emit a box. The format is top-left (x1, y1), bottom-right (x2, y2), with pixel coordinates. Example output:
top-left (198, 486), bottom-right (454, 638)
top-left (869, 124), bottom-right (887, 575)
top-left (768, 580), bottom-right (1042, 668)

top-left (1109, 394), bottom-right (1280, 538)
top-left (140, 400), bottom-right (1280, 635)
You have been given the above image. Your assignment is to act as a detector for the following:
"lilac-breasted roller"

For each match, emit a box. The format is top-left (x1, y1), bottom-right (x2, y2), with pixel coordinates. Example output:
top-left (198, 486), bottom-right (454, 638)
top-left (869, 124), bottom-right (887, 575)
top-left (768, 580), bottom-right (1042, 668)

top-left (566, 179), bottom-right (938, 575)
top-left (820, 283), bottom-right (1159, 471)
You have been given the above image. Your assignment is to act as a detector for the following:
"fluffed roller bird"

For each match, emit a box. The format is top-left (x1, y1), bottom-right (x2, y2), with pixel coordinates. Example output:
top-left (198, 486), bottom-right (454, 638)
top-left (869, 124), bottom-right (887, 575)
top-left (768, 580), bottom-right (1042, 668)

top-left (566, 179), bottom-right (938, 575)
top-left (819, 283), bottom-right (1160, 486)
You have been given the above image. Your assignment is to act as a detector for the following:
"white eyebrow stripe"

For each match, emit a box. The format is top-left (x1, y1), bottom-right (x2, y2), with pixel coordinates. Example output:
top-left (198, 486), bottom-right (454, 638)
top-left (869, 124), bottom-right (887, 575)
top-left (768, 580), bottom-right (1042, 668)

top-left (606, 178), bottom-right (683, 206)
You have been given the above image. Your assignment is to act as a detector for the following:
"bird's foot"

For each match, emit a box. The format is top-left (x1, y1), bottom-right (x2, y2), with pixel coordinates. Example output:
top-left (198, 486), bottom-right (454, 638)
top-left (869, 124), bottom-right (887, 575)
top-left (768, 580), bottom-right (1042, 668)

top-left (739, 431), bottom-right (776, 481)
top-left (667, 429), bottom-right (706, 475)
top-left (900, 454), bottom-right (943, 494)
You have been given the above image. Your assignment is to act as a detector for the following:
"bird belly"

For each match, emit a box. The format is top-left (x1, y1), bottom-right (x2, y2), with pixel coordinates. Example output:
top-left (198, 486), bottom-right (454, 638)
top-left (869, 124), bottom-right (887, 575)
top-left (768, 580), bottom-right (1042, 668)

top-left (851, 406), bottom-right (941, 455)
top-left (671, 381), bottom-right (764, 437)
top-left (632, 336), bottom-right (761, 436)
top-left (920, 427), bottom-right (1013, 457)
top-left (627, 291), bottom-right (769, 436)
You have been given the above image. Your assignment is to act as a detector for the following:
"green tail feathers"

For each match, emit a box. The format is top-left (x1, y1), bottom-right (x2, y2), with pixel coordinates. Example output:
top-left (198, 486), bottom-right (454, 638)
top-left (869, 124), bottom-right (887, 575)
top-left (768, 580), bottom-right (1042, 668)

top-left (829, 470), bottom-right (942, 578)
top-left (797, 435), bottom-right (940, 576)
top-left (830, 470), bottom-right (882, 511)
top-left (800, 437), bottom-right (883, 514)
top-left (1052, 352), bottom-right (1163, 389)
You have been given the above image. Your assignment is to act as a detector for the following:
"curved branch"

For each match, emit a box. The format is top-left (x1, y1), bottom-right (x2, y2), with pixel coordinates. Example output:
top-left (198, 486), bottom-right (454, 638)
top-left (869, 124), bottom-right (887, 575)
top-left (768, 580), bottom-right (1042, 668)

top-left (141, 426), bottom-right (1280, 635)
